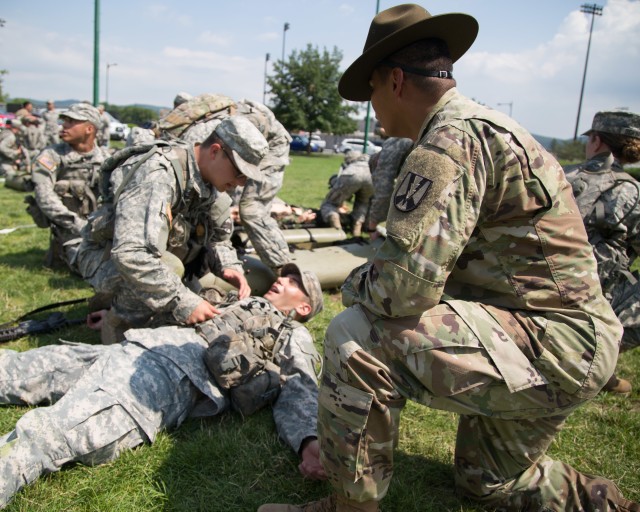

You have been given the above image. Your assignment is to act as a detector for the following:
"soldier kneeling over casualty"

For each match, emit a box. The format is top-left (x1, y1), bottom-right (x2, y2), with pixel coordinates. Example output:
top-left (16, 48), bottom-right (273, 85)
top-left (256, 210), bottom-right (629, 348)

top-left (75, 117), bottom-right (269, 344)
top-left (320, 150), bottom-right (373, 237)
top-left (0, 263), bottom-right (325, 508)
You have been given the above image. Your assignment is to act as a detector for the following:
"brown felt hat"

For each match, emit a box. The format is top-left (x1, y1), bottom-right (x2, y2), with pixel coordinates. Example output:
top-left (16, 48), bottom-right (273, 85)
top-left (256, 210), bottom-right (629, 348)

top-left (339, 3), bottom-right (479, 101)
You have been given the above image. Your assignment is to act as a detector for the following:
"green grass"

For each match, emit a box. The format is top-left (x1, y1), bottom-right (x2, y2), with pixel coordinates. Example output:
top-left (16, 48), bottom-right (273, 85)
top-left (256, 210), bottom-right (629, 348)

top-left (0, 157), bottom-right (639, 511)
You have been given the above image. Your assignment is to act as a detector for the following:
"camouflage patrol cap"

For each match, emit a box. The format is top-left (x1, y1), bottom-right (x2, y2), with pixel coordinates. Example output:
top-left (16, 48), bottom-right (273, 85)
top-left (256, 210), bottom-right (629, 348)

top-left (214, 117), bottom-right (269, 182)
top-left (60, 103), bottom-right (102, 129)
top-left (280, 263), bottom-right (324, 321)
top-left (344, 150), bottom-right (363, 165)
top-left (583, 110), bottom-right (640, 139)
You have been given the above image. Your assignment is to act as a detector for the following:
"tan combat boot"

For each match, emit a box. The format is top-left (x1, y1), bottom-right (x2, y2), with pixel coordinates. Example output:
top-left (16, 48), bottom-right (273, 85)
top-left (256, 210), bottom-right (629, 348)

top-left (602, 374), bottom-right (632, 394)
top-left (352, 220), bottom-right (364, 237)
top-left (327, 213), bottom-right (342, 230)
top-left (258, 494), bottom-right (379, 512)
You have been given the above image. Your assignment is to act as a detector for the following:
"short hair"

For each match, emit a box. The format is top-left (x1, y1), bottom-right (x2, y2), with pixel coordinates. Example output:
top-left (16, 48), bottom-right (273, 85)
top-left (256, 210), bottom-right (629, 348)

top-left (200, 130), bottom-right (222, 149)
top-left (377, 38), bottom-right (455, 93)
top-left (23, 101), bottom-right (33, 108)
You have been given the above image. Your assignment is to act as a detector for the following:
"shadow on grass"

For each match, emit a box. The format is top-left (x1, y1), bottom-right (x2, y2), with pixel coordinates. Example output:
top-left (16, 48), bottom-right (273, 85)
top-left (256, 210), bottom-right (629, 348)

top-left (154, 411), bottom-right (477, 512)
top-left (0, 247), bottom-right (48, 270)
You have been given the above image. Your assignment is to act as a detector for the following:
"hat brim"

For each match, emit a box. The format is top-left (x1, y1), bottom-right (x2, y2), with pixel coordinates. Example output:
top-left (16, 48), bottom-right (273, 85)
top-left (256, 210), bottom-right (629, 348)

top-left (339, 12), bottom-right (479, 102)
top-left (229, 147), bottom-right (264, 182)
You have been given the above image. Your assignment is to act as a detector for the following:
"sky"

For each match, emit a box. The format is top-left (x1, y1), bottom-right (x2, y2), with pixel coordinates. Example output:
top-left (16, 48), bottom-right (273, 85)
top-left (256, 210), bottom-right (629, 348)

top-left (2, 0), bottom-right (639, 139)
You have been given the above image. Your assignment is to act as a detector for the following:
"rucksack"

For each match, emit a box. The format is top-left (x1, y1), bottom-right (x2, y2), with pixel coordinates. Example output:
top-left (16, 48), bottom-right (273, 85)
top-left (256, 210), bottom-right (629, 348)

top-left (158, 93), bottom-right (236, 139)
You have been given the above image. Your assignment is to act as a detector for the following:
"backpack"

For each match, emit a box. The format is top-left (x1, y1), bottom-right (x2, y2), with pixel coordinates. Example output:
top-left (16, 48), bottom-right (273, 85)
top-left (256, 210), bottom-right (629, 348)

top-left (158, 93), bottom-right (236, 139)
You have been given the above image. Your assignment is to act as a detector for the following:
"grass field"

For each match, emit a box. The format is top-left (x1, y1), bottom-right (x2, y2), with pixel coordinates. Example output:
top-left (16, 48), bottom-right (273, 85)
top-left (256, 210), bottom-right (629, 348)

top-left (0, 153), bottom-right (638, 511)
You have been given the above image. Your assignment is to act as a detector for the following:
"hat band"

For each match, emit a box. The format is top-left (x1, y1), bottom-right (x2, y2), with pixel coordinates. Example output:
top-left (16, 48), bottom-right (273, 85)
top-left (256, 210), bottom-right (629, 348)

top-left (378, 59), bottom-right (453, 79)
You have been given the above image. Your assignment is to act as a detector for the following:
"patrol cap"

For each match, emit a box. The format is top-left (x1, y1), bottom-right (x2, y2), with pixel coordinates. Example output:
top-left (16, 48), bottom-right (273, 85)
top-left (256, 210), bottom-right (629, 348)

top-left (214, 117), bottom-right (269, 182)
top-left (280, 263), bottom-right (324, 321)
top-left (344, 149), bottom-right (364, 165)
top-left (60, 103), bottom-right (102, 129)
top-left (583, 110), bottom-right (640, 139)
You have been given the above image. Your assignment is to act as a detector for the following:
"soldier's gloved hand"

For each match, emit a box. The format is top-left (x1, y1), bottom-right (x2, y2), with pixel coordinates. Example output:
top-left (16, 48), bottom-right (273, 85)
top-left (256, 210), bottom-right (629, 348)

top-left (222, 268), bottom-right (251, 299)
top-left (186, 300), bottom-right (221, 325)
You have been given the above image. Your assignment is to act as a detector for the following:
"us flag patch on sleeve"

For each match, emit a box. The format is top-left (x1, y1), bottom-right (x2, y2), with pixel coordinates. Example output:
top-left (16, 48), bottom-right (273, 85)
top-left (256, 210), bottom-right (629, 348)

top-left (394, 172), bottom-right (433, 212)
top-left (36, 154), bottom-right (56, 172)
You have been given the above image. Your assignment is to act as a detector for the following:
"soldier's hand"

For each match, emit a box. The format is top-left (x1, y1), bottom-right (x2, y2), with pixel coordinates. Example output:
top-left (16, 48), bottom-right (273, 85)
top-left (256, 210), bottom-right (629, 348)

top-left (298, 438), bottom-right (327, 480)
top-left (186, 300), bottom-right (220, 325)
top-left (221, 268), bottom-right (251, 299)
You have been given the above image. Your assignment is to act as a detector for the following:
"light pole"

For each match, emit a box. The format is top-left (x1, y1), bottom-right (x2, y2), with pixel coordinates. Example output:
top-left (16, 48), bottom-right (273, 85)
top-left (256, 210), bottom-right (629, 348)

top-left (497, 102), bottom-right (513, 117)
top-left (105, 62), bottom-right (117, 107)
top-left (263, 53), bottom-right (270, 104)
top-left (574, 3), bottom-right (602, 140)
top-left (282, 22), bottom-right (290, 63)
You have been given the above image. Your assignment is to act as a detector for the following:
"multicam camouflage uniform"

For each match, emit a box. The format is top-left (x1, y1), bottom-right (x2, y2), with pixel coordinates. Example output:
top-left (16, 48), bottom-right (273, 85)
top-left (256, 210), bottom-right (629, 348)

top-left (367, 137), bottom-right (413, 227)
top-left (75, 140), bottom-right (242, 329)
top-left (320, 152), bottom-right (373, 234)
top-left (176, 97), bottom-right (292, 272)
top-left (0, 296), bottom-right (320, 508)
top-left (318, 89), bottom-right (627, 511)
top-left (30, 141), bottom-right (109, 269)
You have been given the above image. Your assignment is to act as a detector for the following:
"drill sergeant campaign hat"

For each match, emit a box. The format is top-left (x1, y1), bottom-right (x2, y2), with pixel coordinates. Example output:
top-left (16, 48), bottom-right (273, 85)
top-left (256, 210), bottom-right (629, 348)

top-left (214, 117), bottom-right (269, 182)
top-left (60, 103), bottom-right (102, 129)
top-left (339, 3), bottom-right (479, 101)
top-left (280, 263), bottom-right (324, 321)
top-left (582, 110), bottom-right (640, 140)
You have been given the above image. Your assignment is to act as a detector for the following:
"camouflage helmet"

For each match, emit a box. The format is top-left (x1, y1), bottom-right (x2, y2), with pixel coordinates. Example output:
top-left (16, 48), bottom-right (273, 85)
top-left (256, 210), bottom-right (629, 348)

top-left (583, 110), bottom-right (640, 140)
top-left (280, 263), bottom-right (323, 321)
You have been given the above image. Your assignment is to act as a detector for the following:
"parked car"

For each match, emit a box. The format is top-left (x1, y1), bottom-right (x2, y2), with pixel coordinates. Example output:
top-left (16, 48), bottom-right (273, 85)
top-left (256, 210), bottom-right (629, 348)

top-left (0, 111), bottom-right (16, 128)
top-left (334, 138), bottom-right (381, 155)
top-left (106, 112), bottom-right (130, 141)
top-left (310, 134), bottom-right (326, 152)
top-left (290, 134), bottom-right (320, 152)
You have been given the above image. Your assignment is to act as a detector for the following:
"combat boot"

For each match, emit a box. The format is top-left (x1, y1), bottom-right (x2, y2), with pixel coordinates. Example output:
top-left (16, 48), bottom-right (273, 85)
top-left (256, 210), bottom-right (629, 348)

top-left (352, 220), bottom-right (364, 237)
top-left (602, 374), bottom-right (632, 395)
top-left (327, 213), bottom-right (342, 230)
top-left (258, 494), bottom-right (379, 512)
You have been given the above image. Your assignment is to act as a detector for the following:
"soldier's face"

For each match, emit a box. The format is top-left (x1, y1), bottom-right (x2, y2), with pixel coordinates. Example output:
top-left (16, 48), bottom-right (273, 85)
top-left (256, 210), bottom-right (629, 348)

top-left (202, 144), bottom-right (248, 193)
top-left (369, 68), bottom-right (395, 135)
top-left (264, 274), bottom-right (309, 316)
top-left (60, 118), bottom-right (93, 145)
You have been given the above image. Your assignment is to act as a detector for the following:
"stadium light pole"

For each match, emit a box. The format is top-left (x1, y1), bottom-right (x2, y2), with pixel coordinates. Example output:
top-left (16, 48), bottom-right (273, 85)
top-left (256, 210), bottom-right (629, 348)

top-left (573, 3), bottom-right (602, 140)
top-left (106, 62), bottom-right (117, 107)
top-left (263, 53), bottom-right (270, 104)
top-left (282, 22), bottom-right (290, 63)
top-left (363, 0), bottom-right (381, 154)
top-left (93, 0), bottom-right (100, 106)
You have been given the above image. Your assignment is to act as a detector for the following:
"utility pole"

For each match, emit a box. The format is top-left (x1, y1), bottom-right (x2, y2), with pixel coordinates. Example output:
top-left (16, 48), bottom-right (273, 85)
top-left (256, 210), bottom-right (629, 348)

top-left (573, 3), bottom-right (602, 140)
top-left (263, 53), bottom-right (270, 104)
top-left (497, 102), bottom-right (513, 118)
top-left (282, 22), bottom-right (290, 63)
top-left (93, 0), bottom-right (100, 106)
top-left (106, 62), bottom-right (117, 107)
top-left (363, 0), bottom-right (381, 154)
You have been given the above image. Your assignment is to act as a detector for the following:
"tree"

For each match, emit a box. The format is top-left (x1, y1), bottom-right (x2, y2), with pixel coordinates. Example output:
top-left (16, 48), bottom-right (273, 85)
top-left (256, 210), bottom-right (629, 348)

top-left (551, 139), bottom-right (586, 163)
top-left (107, 105), bottom-right (158, 126)
top-left (0, 70), bottom-right (9, 104)
top-left (267, 44), bottom-right (358, 136)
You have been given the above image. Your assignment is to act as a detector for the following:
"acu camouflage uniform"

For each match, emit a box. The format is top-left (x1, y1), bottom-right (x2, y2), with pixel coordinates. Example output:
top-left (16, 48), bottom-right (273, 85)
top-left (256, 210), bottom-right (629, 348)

top-left (42, 109), bottom-right (60, 145)
top-left (171, 96), bottom-right (293, 271)
top-left (565, 153), bottom-right (640, 352)
top-left (320, 153), bottom-right (373, 232)
top-left (0, 127), bottom-right (22, 179)
top-left (76, 140), bottom-right (242, 329)
top-left (367, 137), bottom-right (413, 227)
top-left (319, 89), bottom-right (627, 511)
top-left (0, 296), bottom-right (320, 508)
top-left (29, 141), bottom-right (109, 270)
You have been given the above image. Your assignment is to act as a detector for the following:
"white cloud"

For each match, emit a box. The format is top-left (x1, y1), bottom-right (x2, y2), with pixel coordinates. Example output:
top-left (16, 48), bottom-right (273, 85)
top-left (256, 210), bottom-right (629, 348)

top-left (339, 4), bottom-right (355, 15)
top-left (198, 31), bottom-right (232, 47)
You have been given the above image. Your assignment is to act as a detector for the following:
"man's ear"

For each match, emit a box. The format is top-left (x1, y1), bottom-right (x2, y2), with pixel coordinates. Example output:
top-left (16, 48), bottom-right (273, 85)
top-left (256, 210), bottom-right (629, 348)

top-left (294, 302), bottom-right (312, 320)
top-left (391, 67), bottom-right (405, 97)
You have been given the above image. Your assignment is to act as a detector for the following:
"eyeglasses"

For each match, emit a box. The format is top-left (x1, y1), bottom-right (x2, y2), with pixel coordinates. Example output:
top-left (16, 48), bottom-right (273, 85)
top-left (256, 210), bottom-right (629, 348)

top-left (219, 143), bottom-right (245, 180)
